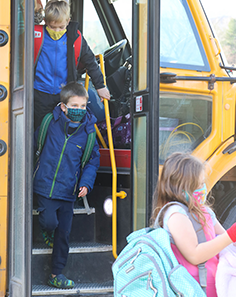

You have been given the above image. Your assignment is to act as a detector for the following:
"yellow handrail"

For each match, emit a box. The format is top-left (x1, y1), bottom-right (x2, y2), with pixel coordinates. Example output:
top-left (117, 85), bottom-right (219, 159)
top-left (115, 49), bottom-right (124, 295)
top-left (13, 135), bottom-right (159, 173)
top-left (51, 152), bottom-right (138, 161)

top-left (97, 54), bottom-right (127, 258)
top-left (84, 71), bottom-right (107, 148)
top-left (84, 55), bottom-right (127, 258)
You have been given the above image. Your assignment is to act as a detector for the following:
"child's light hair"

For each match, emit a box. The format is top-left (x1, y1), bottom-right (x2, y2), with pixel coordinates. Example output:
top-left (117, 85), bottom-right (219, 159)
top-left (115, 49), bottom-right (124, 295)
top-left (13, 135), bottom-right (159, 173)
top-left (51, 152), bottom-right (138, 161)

top-left (45, 0), bottom-right (70, 24)
top-left (60, 82), bottom-right (89, 105)
top-left (150, 152), bottom-right (210, 227)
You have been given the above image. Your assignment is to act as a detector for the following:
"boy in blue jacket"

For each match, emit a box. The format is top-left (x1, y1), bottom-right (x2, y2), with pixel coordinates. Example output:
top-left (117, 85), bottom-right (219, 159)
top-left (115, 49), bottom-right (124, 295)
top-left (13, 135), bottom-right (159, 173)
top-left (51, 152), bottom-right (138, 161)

top-left (34, 0), bottom-right (110, 130)
top-left (33, 82), bottom-right (100, 289)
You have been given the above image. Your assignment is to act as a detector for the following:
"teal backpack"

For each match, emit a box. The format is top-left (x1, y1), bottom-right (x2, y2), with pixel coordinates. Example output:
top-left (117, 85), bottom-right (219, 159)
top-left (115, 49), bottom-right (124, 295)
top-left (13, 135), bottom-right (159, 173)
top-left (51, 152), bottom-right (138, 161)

top-left (112, 202), bottom-right (207, 297)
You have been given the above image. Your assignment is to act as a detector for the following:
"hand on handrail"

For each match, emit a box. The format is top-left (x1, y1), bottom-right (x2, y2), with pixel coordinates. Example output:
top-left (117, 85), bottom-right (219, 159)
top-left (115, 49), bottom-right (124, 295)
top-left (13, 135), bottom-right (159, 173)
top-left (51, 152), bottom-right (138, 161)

top-left (96, 86), bottom-right (110, 102)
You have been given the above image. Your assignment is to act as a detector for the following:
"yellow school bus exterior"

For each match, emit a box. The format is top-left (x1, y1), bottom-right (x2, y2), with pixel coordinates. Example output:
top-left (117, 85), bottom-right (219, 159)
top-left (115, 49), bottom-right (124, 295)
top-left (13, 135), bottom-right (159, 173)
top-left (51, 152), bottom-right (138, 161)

top-left (0, 1), bottom-right (10, 296)
top-left (1, 0), bottom-right (236, 296)
top-left (156, 0), bottom-right (236, 226)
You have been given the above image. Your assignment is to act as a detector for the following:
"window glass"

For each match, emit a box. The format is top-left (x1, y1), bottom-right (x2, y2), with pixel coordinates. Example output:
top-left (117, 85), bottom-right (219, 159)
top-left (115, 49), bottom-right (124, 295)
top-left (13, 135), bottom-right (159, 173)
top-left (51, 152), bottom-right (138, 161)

top-left (15, 0), bottom-right (25, 88)
top-left (83, 2), bottom-right (109, 55)
top-left (159, 92), bottom-right (212, 163)
top-left (13, 114), bottom-right (24, 279)
top-left (160, 0), bottom-right (210, 71)
top-left (113, 0), bottom-right (132, 44)
top-left (133, 116), bottom-right (147, 230)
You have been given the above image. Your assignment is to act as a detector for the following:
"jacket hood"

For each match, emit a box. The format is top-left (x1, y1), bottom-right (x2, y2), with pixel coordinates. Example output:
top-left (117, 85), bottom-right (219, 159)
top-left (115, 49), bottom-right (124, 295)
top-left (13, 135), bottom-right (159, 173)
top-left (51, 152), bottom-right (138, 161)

top-left (67, 21), bottom-right (80, 42)
top-left (53, 105), bottom-right (97, 134)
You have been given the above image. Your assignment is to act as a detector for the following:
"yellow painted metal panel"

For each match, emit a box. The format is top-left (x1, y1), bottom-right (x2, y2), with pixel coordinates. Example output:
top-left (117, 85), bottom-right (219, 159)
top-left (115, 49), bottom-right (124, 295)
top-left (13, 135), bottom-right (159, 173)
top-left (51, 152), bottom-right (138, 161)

top-left (205, 137), bottom-right (236, 191)
top-left (0, 1), bottom-right (10, 25)
top-left (0, 196), bottom-right (7, 297)
top-left (0, 1), bottom-right (10, 296)
top-left (222, 83), bottom-right (236, 140)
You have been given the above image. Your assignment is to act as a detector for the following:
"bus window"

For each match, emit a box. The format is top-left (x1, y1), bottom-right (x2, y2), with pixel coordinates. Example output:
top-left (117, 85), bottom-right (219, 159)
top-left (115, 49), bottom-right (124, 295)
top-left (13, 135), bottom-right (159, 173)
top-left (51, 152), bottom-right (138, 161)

top-left (160, 0), bottom-right (210, 71)
top-left (159, 92), bottom-right (212, 162)
top-left (112, 0), bottom-right (132, 45)
top-left (83, 1), bottom-right (109, 55)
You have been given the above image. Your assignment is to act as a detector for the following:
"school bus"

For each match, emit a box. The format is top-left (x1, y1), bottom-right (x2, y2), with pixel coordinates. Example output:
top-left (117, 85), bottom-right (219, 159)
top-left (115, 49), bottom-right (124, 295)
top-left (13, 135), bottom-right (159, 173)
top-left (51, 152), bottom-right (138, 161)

top-left (1, 0), bottom-right (236, 296)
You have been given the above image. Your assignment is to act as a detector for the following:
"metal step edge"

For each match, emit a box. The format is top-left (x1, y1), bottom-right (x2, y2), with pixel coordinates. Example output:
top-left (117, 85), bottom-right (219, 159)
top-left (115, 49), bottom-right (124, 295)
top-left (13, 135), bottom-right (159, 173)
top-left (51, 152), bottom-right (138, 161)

top-left (32, 282), bottom-right (113, 296)
top-left (33, 243), bottom-right (112, 255)
top-left (33, 208), bottom-right (95, 216)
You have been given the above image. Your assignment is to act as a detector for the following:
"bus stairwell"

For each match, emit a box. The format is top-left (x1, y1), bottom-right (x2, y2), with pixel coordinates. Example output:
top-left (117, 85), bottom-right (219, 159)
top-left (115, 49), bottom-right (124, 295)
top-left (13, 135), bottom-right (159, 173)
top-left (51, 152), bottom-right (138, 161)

top-left (31, 54), bottom-right (129, 296)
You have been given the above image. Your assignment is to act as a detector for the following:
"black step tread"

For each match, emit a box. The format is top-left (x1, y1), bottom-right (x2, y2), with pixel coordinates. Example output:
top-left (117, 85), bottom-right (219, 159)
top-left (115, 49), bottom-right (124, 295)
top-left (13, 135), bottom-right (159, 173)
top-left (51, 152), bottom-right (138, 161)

top-left (33, 242), bottom-right (112, 255)
top-left (32, 281), bottom-right (113, 296)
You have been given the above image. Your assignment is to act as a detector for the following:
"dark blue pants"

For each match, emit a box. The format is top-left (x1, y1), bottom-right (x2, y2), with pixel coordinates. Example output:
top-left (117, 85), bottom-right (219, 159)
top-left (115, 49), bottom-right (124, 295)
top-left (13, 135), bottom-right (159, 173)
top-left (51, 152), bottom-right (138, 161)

top-left (37, 194), bottom-right (74, 275)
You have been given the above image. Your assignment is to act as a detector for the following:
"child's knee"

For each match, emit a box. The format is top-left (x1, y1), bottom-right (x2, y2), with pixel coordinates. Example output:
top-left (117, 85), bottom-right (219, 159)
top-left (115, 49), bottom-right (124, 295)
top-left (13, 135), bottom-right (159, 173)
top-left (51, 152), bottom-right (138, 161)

top-left (38, 207), bottom-right (58, 231)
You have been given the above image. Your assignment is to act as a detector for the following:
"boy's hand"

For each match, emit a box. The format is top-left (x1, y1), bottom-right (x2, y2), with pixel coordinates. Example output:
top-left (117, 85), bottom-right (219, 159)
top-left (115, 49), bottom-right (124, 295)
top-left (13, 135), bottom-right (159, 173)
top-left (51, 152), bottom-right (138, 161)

top-left (78, 186), bottom-right (88, 198)
top-left (97, 87), bottom-right (110, 101)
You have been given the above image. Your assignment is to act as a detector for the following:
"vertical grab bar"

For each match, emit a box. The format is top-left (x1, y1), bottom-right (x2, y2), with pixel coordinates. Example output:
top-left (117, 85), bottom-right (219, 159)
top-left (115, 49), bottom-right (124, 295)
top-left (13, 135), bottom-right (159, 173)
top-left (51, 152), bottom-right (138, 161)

top-left (86, 54), bottom-right (127, 258)
top-left (84, 72), bottom-right (107, 148)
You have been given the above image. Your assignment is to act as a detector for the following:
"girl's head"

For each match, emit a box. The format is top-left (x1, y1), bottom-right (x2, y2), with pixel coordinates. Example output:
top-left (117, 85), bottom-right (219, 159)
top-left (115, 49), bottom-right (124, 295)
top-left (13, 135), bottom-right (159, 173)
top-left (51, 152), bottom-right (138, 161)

top-left (151, 152), bottom-right (208, 225)
top-left (45, 0), bottom-right (70, 25)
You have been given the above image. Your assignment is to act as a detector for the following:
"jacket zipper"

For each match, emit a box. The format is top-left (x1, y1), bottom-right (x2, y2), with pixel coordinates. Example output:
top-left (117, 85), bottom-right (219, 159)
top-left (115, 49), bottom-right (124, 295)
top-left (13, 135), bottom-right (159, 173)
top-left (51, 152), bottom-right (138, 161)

top-left (53, 41), bottom-right (58, 94)
top-left (49, 123), bottom-right (81, 197)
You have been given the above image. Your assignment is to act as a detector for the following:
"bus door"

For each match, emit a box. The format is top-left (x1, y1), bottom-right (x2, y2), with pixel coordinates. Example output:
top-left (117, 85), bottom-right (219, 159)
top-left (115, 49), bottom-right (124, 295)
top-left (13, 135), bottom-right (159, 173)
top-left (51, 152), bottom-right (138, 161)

top-left (131, 0), bottom-right (160, 230)
top-left (8, 1), bottom-right (34, 296)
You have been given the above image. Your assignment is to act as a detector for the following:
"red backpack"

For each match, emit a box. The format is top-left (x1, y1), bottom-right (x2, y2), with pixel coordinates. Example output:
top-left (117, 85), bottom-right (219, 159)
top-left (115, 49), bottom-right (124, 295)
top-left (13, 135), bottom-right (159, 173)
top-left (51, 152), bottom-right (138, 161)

top-left (34, 25), bottom-right (82, 67)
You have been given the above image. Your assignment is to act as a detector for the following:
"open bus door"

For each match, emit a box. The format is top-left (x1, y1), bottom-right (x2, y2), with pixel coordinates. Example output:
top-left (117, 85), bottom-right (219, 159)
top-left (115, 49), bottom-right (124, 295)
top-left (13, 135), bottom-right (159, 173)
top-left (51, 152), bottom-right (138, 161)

top-left (7, 1), bottom-right (34, 297)
top-left (131, 0), bottom-right (160, 231)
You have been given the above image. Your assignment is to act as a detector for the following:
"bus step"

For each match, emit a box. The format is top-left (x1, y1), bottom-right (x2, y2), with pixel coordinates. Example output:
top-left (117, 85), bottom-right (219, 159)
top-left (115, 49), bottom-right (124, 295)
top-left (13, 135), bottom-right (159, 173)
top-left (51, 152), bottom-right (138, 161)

top-left (33, 207), bottom-right (96, 244)
top-left (33, 242), bottom-right (112, 255)
top-left (33, 207), bottom-right (95, 216)
top-left (32, 280), bottom-right (113, 296)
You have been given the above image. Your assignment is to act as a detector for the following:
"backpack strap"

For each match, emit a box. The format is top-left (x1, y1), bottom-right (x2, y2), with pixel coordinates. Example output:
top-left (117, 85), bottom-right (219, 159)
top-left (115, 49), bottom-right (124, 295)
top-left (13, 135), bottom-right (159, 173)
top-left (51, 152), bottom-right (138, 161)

top-left (156, 201), bottom-right (207, 294)
top-left (74, 30), bottom-right (82, 69)
top-left (81, 131), bottom-right (96, 169)
top-left (79, 130), bottom-right (96, 215)
top-left (35, 112), bottom-right (53, 165)
top-left (34, 25), bottom-right (44, 66)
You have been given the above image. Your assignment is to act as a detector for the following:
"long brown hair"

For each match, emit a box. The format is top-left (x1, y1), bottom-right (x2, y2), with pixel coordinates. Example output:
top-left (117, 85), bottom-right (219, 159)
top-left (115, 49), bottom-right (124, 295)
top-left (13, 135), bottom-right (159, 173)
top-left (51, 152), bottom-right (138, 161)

top-left (150, 152), bottom-right (209, 227)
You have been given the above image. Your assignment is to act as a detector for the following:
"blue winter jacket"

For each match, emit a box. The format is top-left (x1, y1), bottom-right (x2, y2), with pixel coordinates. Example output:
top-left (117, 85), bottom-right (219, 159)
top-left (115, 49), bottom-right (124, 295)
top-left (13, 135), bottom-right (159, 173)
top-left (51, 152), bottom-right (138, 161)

top-left (33, 105), bottom-right (100, 201)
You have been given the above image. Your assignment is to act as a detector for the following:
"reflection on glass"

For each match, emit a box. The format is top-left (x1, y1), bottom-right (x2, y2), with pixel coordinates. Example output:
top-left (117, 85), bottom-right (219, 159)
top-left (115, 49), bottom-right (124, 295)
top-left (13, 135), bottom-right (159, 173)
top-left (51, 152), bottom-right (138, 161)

top-left (15, 0), bottom-right (25, 88)
top-left (133, 116), bottom-right (146, 230)
top-left (159, 92), bottom-right (212, 162)
top-left (113, 0), bottom-right (132, 44)
top-left (160, 0), bottom-right (210, 71)
top-left (83, 1), bottom-right (109, 55)
top-left (13, 114), bottom-right (24, 279)
top-left (133, 0), bottom-right (148, 91)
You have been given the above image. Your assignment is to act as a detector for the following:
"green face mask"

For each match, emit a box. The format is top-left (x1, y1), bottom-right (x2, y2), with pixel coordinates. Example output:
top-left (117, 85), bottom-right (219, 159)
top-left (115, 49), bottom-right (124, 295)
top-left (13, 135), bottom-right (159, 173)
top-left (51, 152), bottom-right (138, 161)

top-left (46, 26), bottom-right (67, 40)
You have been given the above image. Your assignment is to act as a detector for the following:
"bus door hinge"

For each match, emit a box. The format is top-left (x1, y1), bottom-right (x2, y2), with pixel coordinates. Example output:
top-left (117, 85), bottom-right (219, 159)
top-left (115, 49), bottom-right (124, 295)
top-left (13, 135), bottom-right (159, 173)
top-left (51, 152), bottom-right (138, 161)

top-left (208, 74), bottom-right (216, 91)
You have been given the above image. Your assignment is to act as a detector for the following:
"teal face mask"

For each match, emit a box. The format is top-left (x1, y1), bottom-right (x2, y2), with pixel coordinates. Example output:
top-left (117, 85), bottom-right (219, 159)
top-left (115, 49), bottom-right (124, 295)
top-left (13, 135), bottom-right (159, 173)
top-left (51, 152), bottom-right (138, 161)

top-left (65, 105), bottom-right (87, 122)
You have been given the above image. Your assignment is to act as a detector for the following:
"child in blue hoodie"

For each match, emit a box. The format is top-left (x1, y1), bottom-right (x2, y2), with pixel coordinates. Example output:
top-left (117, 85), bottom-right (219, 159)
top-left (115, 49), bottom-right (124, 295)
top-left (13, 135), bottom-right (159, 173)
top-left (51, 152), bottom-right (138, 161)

top-left (33, 82), bottom-right (100, 289)
top-left (34, 0), bottom-right (110, 130)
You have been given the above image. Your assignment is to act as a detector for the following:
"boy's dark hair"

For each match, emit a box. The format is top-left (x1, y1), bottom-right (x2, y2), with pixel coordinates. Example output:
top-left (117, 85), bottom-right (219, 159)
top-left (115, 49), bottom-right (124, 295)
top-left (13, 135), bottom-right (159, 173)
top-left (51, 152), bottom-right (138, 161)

top-left (60, 82), bottom-right (89, 104)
